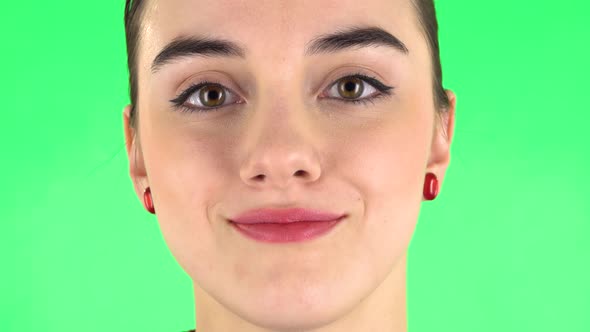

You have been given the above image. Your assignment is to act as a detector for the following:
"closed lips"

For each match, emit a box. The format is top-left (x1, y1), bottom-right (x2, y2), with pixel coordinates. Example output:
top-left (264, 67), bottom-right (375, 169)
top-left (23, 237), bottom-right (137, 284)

top-left (229, 207), bottom-right (345, 224)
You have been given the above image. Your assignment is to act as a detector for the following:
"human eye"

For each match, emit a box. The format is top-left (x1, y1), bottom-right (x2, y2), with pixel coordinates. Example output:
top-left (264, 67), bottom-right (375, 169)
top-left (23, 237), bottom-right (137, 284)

top-left (169, 81), bottom-right (244, 113)
top-left (320, 73), bottom-right (394, 106)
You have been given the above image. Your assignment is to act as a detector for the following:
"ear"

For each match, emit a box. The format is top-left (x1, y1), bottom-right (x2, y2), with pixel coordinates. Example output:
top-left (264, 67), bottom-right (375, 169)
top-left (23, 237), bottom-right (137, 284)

top-left (426, 90), bottom-right (456, 188)
top-left (123, 105), bottom-right (148, 201)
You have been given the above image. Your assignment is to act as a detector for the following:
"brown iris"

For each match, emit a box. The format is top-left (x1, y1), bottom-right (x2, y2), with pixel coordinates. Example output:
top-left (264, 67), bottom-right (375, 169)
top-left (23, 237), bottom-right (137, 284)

top-left (337, 77), bottom-right (364, 99)
top-left (199, 85), bottom-right (226, 107)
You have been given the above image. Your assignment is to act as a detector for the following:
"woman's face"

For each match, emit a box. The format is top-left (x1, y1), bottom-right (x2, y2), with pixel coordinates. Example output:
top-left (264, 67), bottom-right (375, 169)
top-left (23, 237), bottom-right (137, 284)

top-left (124, 0), bottom-right (454, 329)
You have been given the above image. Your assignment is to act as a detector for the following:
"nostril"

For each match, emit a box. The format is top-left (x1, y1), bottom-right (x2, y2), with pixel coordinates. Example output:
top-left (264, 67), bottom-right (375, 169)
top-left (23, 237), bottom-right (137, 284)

top-left (294, 170), bottom-right (306, 177)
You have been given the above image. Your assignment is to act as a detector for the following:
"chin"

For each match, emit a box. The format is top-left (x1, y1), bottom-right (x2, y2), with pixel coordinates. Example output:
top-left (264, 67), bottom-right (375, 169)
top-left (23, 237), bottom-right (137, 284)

top-left (216, 275), bottom-right (369, 332)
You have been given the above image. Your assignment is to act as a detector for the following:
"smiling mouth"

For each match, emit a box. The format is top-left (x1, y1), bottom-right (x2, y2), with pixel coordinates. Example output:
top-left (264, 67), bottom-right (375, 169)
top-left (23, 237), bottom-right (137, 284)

top-left (229, 216), bottom-right (345, 243)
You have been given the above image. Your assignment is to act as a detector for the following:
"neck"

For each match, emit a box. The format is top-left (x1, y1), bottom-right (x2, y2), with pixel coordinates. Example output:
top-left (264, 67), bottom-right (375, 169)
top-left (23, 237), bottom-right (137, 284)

top-left (193, 252), bottom-right (408, 332)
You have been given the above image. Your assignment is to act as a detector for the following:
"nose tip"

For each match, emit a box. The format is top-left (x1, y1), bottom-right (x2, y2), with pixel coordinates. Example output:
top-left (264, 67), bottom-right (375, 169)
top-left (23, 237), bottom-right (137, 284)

top-left (238, 91), bottom-right (322, 190)
top-left (241, 153), bottom-right (321, 189)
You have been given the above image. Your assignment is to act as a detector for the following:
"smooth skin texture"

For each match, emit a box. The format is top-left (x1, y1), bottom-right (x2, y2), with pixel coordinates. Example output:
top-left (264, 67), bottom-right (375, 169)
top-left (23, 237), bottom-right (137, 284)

top-left (123, 0), bottom-right (456, 331)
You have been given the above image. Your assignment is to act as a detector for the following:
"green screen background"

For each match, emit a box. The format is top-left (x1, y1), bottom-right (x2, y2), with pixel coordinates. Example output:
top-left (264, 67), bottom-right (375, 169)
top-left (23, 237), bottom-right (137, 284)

top-left (1, 1), bottom-right (588, 331)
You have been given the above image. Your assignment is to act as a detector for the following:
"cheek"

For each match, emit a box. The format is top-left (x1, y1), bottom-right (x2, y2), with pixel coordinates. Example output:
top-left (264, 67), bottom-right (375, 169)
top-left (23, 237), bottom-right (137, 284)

top-left (334, 110), bottom-right (431, 259)
top-left (336, 109), bottom-right (430, 202)
top-left (142, 126), bottom-right (233, 273)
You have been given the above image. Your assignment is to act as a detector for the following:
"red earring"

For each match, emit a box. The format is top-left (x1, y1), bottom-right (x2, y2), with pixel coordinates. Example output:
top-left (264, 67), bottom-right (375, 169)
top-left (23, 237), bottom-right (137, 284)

top-left (143, 187), bottom-right (156, 214)
top-left (423, 172), bottom-right (439, 201)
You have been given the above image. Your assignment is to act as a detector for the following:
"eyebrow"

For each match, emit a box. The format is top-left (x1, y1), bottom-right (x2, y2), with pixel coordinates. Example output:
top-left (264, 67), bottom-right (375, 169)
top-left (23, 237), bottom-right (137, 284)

top-left (304, 26), bottom-right (409, 56)
top-left (151, 26), bottom-right (409, 73)
top-left (151, 37), bottom-right (246, 73)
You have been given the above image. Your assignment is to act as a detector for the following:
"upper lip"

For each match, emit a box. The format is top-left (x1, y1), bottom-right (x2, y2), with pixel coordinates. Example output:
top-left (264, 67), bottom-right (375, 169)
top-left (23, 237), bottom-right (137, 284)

top-left (229, 207), bottom-right (346, 224)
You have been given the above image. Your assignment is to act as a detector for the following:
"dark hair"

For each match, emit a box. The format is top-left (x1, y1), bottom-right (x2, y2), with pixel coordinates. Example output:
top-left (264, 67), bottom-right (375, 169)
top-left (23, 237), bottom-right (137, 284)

top-left (123, 0), bottom-right (146, 132)
top-left (124, 0), bottom-right (449, 132)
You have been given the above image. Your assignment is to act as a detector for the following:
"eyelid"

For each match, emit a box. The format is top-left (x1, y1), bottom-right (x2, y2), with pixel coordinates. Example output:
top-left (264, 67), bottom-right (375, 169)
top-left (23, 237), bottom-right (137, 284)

top-left (320, 73), bottom-right (394, 99)
top-left (168, 71), bottom-right (393, 113)
top-left (169, 81), bottom-right (243, 110)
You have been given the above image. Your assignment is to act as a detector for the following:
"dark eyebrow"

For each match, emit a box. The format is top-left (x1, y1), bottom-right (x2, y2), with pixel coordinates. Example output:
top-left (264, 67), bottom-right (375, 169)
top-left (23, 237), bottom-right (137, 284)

top-left (151, 26), bottom-right (408, 73)
top-left (304, 26), bottom-right (409, 56)
top-left (151, 36), bottom-right (246, 73)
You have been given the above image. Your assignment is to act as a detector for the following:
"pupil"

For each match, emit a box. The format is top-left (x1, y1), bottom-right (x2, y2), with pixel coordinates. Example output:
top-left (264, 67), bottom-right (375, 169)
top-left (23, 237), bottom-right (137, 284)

top-left (345, 81), bottom-right (356, 91)
top-left (200, 86), bottom-right (225, 107)
top-left (208, 90), bottom-right (219, 100)
top-left (338, 77), bottom-right (363, 99)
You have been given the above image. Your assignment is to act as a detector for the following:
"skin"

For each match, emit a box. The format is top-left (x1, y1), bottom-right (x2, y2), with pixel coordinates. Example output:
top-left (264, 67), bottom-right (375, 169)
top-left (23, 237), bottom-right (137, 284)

top-left (122, 0), bottom-right (456, 331)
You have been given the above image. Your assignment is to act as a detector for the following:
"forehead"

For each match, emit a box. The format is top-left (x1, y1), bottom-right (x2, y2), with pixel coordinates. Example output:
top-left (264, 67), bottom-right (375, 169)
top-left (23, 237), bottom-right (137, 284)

top-left (139, 0), bottom-right (422, 63)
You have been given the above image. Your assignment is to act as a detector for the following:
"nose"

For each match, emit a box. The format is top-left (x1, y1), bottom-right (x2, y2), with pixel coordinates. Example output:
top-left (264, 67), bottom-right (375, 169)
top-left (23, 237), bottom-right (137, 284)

top-left (239, 98), bottom-right (322, 190)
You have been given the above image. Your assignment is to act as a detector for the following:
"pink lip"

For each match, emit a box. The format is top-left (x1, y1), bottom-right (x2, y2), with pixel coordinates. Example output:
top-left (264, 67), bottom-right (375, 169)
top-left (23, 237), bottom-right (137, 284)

top-left (228, 208), bottom-right (346, 243)
top-left (229, 207), bottom-right (345, 224)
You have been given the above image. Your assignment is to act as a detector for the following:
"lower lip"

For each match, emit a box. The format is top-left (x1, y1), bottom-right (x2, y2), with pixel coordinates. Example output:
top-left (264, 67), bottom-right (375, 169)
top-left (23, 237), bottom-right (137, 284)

top-left (230, 217), bottom-right (343, 243)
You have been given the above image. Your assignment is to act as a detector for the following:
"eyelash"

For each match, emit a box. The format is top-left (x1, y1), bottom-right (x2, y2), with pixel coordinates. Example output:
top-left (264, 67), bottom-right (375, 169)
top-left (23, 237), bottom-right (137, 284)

top-left (169, 73), bottom-right (394, 113)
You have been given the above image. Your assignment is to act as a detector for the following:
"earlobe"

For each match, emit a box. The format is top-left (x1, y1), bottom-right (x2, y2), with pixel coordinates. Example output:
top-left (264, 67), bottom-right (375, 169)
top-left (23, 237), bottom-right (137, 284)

top-left (426, 89), bottom-right (456, 179)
